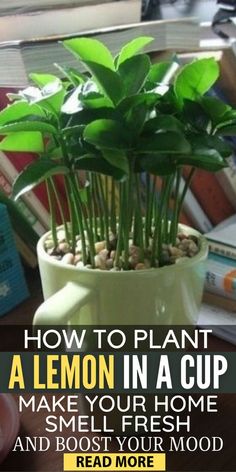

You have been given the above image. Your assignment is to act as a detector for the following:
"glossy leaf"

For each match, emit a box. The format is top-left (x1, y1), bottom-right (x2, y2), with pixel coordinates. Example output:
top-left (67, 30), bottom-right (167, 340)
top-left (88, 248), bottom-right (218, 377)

top-left (13, 159), bottom-right (69, 199)
top-left (116, 36), bottom-right (153, 67)
top-left (215, 123), bottom-right (236, 135)
top-left (148, 61), bottom-right (179, 85)
top-left (61, 86), bottom-right (83, 114)
top-left (177, 150), bottom-right (227, 171)
top-left (136, 153), bottom-right (176, 175)
top-left (174, 58), bottom-right (219, 103)
top-left (143, 115), bottom-right (184, 133)
top-left (183, 100), bottom-right (210, 131)
top-left (75, 154), bottom-right (126, 180)
top-left (117, 92), bottom-right (159, 114)
top-left (118, 54), bottom-right (151, 96)
top-left (188, 133), bottom-right (233, 158)
top-left (0, 101), bottom-right (46, 125)
top-left (82, 61), bottom-right (124, 105)
top-left (29, 73), bottom-right (62, 88)
top-left (0, 132), bottom-right (44, 153)
top-left (54, 64), bottom-right (87, 86)
top-left (200, 96), bottom-right (231, 123)
top-left (63, 37), bottom-right (115, 70)
top-left (84, 119), bottom-right (132, 150)
top-left (124, 104), bottom-right (147, 135)
top-left (137, 131), bottom-right (191, 154)
top-left (102, 149), bottom-right (129, 175)
top-left (0, 120), bottom-right (58, 135)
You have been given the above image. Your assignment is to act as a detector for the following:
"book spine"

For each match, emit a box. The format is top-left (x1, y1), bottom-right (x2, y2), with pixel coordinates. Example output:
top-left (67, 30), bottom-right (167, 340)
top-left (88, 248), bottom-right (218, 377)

top-left (208, 240), bottom-right (236, 261)
top-left (179, 178), bottom-right (213, 233)
top-left (0, 151), bottom-right (50, 229)
top-left (205, 255), bottom-right (236, 300)
top-left (0, 170), bottom-right (45, 237)
top-left (184, 168), bottom-right (235, 225)
top-left (203, 291), bottom-right (236, 312)
top-left (5, 151), bottom-right (68, 226)
top-left (13, 231), bottom-right (38, 268)
top-left (216, 155), bottom-right (236, 211)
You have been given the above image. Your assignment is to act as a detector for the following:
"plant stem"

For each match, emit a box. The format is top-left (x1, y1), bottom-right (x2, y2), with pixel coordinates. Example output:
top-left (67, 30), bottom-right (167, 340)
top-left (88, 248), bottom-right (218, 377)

top-left (134, 173), bottom-right (144, 252)
top-left (110, 178), bottom-right (117, 236)
top-left (93, 173), bottom-right (105, 240)
top-left (50, 177), bottom-right (70, 244)
top-left (145, 173), bottom-right (151, 248)
top-left (152, 177), bottom-right (172, 266)
top-left (86, 172), bottom-right (96, 240)
top-left (65, 174), bottom-right (86, 260)
top-left (70, 174), bottom-right (95, 267)
top-left (177, 166), bottom-right (196, 222)
top-left (114, 182), bottom-right (124, 268)
top-left (170, 167), bottom-right (181, 245)
top-left (97, 174), bottom-right (110, 248)
top-left (46, 179), bottom-right (58, 247)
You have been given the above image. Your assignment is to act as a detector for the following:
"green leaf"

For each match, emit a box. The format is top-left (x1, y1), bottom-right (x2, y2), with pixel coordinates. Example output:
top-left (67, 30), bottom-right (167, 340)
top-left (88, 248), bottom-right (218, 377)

top-left (136, 153), bottom-right (176, 175)
top-left (20, 81), bottom-right (66, 116)
top-left (54, 64), bottom-right (87, 86)
top-left (143, 115), bottom-right (184, 133)
top-left (75, 154), bottom-right (126, 181)
top-left (0, 101), bottom-right (46, 125)
top-left (183, 100), bottom-right (210, 131)
top-left (148, 61), bottom-right (179, 84)
top-left (63, 37), bottom-right (115, 71)
top-left (200, 96), bottom-right (231, 123)
top-left (174, 58), bottom-right (219, 104)
top-left (189, 134), bottom-right (233, 158)
top-left (137, 131), bottom-right (191, 154)
top-left (0, 132), bottom-right (44, 153)
top-left (61, 124), bottom-right (85, 138)
top-left (124, 104), bottom-right (147, 135)
top-left (117, 92), bottom-right (159, 114)
top-left (118, 54), bottom-right (151, 96)
top-left (215, 123), bottom-right (236, 135)
top-left (82, 94), bottom-right (113, 109)
top-left (102, 149), bottom-right (129, 175)
top-left (29, 73), bottom-right (62, 88)
top-left (84, 119), bottom-right (132, 150)
top-left (116, 36), bottom-right (153, 67)
top-left (13, 159), bottom-right (69, 199)
top-left (82, 61), bottom-right (124, 105)
top-left (177, 150), bottom-right (227, 171)
top-left (0, 120), bottom-right (58, 136)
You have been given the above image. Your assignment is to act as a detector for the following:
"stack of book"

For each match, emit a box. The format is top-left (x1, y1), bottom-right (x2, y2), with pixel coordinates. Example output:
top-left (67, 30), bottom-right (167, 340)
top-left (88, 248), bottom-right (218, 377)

top-left (0, 203), bottom-right (29, 316)
top-left (0, 0), bottom-right (142, 42)
top-left (0, 17), bottom-right (200, 87)
top-left (203, 215), bottom-right (236, 312)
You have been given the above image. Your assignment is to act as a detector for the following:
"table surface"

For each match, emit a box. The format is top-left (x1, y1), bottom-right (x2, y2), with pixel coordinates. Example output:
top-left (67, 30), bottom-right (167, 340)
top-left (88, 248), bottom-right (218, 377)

top-left (0, 268), bottom-right (235, 472)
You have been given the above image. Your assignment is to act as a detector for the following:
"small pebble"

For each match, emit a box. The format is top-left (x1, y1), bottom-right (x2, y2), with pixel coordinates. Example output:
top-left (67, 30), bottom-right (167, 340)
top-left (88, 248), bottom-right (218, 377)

top-left (57, 229), bottom-right (66, 241)
top-left (106, 258), bottom-right (114, 270)
top-left (45, 239), bottom-right (54, 250)
top-left (76, 261), bottom-right (85, 269)
top-left (74, 254), bottom-right (82, 264)
top-left (58, 242), bottom-right (70, 253)
top-left (94, 254), bottom-right (106, 269)
top-left (61, 253), bottom-right (74, 265)
top-left (95, 241), bottom-right (106, 254)
top-left (135, 263), bottom-right (146, 270)
top-left (110, 250), bottom-right (116, 260)
top-left (99, 249), bottom-right (109, 260)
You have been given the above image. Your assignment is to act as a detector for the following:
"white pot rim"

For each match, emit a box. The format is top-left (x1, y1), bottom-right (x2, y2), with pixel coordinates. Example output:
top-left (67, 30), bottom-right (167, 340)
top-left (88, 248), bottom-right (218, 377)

top-left (37, 224), bottom-right (208, 277)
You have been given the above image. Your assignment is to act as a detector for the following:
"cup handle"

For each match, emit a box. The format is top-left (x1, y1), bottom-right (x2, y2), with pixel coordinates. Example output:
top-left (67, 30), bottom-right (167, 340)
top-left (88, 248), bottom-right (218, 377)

top-left (33, 281), bottom-right (94, 326)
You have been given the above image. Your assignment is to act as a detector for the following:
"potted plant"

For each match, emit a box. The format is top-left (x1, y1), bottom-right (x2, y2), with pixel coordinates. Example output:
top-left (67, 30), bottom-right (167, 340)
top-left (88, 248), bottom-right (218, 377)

top-left (0, 36), bottom-right (235, 325)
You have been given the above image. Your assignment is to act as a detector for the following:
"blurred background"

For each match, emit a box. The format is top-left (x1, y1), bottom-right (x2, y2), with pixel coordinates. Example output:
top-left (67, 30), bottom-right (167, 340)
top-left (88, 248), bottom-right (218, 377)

top-left (142, 0), bottom-right (220, 21)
